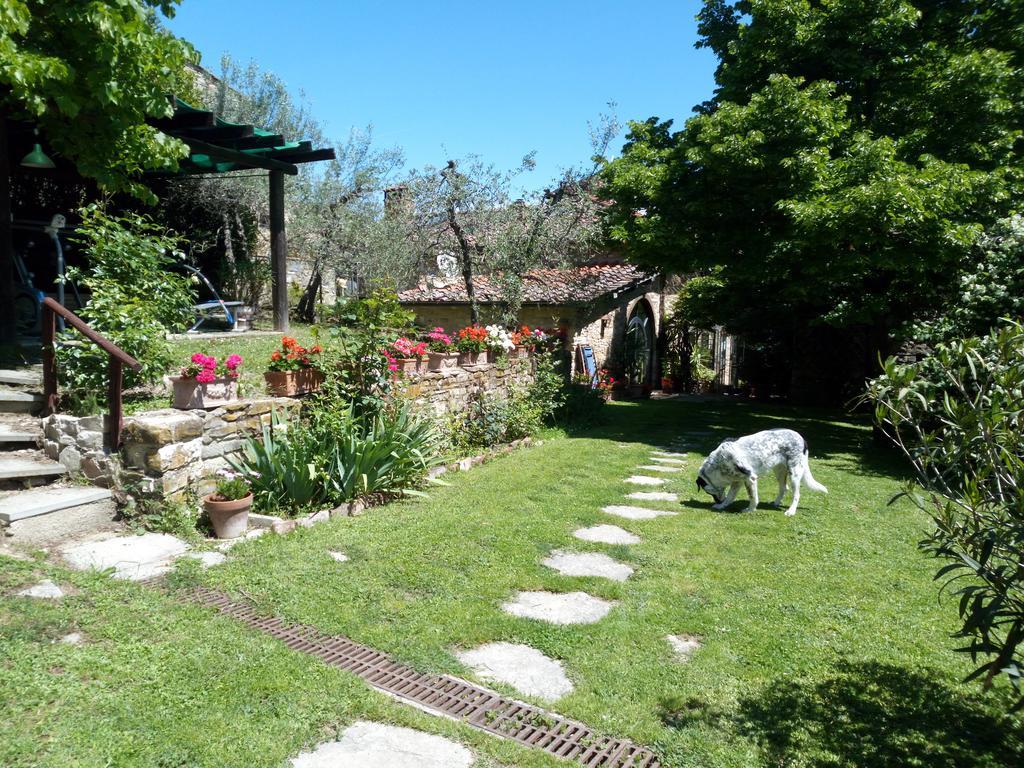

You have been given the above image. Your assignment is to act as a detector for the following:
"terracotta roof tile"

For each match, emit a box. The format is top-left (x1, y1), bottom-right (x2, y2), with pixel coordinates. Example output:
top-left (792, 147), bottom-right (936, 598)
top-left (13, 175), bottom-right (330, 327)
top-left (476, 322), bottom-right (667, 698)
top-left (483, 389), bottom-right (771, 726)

top-left (398, 263), bottom-right (655, 305)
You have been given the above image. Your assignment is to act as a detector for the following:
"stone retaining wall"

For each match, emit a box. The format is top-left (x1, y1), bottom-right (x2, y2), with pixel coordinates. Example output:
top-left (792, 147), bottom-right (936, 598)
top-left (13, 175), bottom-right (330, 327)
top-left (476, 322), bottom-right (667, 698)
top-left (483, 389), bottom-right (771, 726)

top-left (403, 357), bottom-right (535, 416)
top-left (43, 396), bottom-right (300, 498)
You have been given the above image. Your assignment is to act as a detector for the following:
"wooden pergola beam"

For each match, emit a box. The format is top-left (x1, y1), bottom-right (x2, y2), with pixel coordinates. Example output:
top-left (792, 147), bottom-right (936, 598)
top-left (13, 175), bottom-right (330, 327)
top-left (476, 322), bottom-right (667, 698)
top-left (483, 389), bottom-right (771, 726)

top-left (184, 137), bottom-right (299, 175)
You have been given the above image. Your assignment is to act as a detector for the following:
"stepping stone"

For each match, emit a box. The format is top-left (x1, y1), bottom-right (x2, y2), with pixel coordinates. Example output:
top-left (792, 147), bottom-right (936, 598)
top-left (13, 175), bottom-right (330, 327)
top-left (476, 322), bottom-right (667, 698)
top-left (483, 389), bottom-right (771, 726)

top-left (0, 455), bottom-right (66, 481)
top-left (667, 634), bottom-right (702, 661)
top-left (59, 632), bottom-right (84, 645)
top-left (502, 591), bottom-right (615, 625)
top-left (457, 642), bottom-right (574, 702)
top-left (61, 532), bottom-right (189, 581)
top-left (182, 551), bottom-right (227, 568)
top-left (603, 505), bottom-right (678, 521)
top-left (15, 579), bottom-right (64, 599)
top-left (0, 486), bottom-right (112, 523)
top-left (637, 465), bottom-right (682, 473)
top-left (624, 475), bottom-right (665, 486)
top-left (542, 549), bottom-right (634, 582)
top-left (291, 721), bottom-right (472, 768)
top-left (329, 550), bottom-right (349, 562)
top-left (216, 527), bottom-right (267, 551)
top-left (573, 524), bottom-right (641, 545)
top-left (652, 451), bottom-right (687, 458)
top-left (649, 457), bottom-right (685, 465)
top-left (627, 491), bottom-right (679, 502)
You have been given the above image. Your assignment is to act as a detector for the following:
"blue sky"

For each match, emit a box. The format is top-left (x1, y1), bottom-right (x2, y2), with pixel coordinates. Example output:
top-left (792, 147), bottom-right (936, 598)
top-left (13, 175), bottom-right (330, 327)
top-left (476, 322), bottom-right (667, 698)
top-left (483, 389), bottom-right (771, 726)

top-left (167, 1), bottom-right (718, 190)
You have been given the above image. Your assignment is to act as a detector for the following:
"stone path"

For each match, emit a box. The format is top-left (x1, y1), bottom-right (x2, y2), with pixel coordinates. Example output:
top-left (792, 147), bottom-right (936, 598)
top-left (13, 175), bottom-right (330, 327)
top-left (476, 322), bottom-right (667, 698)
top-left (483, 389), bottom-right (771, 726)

top-left (291, 721), bottom-right (473, 768)
top-left (652, 451), bottom-right (687, 458)
top-left (573, 524), bottom-right (641, 545)
top-left (637, 465), bottom-right (682, 473)
top-left (542, 549), bottom-right (634, 582)
top-left (502, 591), bottom-right (616, 625)
top-left (649, 457), bottom-right (685, 465)
top-left (667, 634), bottom-right (702, 661)
top-left (602, 505), bottom-right (678, 521)
top-left (624, 475), bottom-right (666, 486)
top-left (61, 533), bottom-right (190, 581)
top-left (627, 491), bottom-right (679, 502)
top-left (457, 642), bottom-right (574, 702)
top-left (15, 579), bottom-right (64, 599)
top-left (329, 550), bottom-right (349, 562)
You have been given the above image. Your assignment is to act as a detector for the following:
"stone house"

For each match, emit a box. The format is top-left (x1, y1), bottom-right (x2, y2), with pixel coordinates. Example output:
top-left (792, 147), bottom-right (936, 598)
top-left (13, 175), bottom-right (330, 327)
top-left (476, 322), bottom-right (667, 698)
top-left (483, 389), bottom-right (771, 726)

top-left (398, 261), bottom-right (673, 387)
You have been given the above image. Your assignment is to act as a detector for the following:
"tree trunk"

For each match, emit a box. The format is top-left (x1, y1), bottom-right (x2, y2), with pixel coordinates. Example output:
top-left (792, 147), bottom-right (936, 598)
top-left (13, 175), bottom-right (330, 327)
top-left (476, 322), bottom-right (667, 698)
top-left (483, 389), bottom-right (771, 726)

top-left (295, 266), bottom-right (321, 323)
top-left (448, 203), bottom-right (479, 324)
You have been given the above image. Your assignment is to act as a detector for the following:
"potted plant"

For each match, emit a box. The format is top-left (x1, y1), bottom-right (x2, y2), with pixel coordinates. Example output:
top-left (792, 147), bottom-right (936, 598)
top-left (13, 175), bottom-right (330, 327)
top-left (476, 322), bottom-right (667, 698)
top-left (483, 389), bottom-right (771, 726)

top-left (203, 469), bottom-right (254, 539)
top-left (389, 337), bottom-right (428, 374)
top-left (511, 325), bottom-right (533, 358)
top-left (172, 353), bottom-right (242, 409)
top-left (485, 324), bottom-right (515, 359)
top-left (456, 325), bottom-right (489, 366)
top-left (424, 328), bottom-right (458, 371)
top-left (264, 336), bottom-right (325, 396)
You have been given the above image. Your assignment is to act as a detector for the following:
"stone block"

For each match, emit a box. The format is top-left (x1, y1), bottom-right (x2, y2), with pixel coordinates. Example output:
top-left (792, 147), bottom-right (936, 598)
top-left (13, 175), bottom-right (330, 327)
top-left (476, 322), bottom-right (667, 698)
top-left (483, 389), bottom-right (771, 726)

top-left (123, 410), bottom-right (203, 445)
top-left (298, 509), bottom-right (330, 528)
top-left (249, 513), bottom-right (283, 529)
top-left (201, 438), bottom-right (243, 459)
top-left (58, 445), bottom-right (82, 473)
top-left (76, 430), bottom-right (104, 451)
top-left (147, 438), bottom-right (202, 473)
top-left (271, 519), bottom-right (297, 535)
top-left (78, 415), bottom-right (105, 432)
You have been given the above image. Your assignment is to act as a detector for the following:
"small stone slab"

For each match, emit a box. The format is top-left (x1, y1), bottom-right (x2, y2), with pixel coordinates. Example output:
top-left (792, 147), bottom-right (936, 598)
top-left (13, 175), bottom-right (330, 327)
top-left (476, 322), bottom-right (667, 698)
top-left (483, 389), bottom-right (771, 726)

top-left (291, 721), bottom-right (473, 768)
top-left (182, 551), bottom-right (227, 568)
top-left (457, 642), bottom-right (573, 702)
top-left (0, 456), bottom-right (66, 480)
top-left (652, 451), bottom-right (687, 458)
top-left (59, 632), bottom-right (84, 645)
top-left (502, 591), bottom-right (615, 625)
top-left (637, 464), bottom-right (682, 473)
top-left (329, 550), bottom-right (349, 562)
top-left (603, 505), bottom-right (678, 521)
top-left (61, 533), bottom-right (189, 581)
top-left (649, 456), bottom-right (685, 465)
top-left (627, 491), bottom-right (679, 502)
top-left (667, 634), bottom-right (702, 661)
top-left (216, 527), bottom-right (267, 551)
top-left (15, 579), bottom-right (64, 599)
top-left (574, 524), bottom-right (641, 545)
top-left (542, 549), bottom-right (634, 582)
top-left (0, 486), bottom-right (112, 523)
top-left (624, 475), bottom-right (666, 486)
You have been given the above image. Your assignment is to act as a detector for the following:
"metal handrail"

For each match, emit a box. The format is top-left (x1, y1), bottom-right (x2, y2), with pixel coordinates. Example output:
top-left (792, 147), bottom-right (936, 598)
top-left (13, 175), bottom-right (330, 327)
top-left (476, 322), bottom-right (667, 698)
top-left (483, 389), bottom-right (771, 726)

top-left (41, 297), bottom-right (142, 451)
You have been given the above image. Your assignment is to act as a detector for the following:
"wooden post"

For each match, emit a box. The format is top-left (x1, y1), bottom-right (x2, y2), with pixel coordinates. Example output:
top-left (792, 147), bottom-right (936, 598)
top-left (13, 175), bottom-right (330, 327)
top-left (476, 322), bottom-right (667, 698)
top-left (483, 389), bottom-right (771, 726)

top-left (0, 119), bottom-right (16, 344)
top-left (269, 169), bottom-right (289, 332)
top-left (106, 357), bottom-right (123, 452)
top-left (41, 303), bottom-right (57, 415)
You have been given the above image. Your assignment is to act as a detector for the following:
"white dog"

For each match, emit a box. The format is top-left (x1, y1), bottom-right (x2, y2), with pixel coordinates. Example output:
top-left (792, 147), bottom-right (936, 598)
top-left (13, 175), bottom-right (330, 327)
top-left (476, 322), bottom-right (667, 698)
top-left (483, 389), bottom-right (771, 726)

top-left (696, 428), bottom-right (827, 516)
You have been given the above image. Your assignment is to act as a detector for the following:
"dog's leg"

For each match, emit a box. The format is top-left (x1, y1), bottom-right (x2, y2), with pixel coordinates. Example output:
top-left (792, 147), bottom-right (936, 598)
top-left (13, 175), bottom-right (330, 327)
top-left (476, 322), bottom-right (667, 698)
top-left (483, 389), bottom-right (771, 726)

top-left (771, 465), bottom-right (788, 507)
top-left (784, 460), bottom-right (802, 516)
top-left (743, 475), bottom-right (759, 513)
top-left (713, 482), bottom-right (742, 510)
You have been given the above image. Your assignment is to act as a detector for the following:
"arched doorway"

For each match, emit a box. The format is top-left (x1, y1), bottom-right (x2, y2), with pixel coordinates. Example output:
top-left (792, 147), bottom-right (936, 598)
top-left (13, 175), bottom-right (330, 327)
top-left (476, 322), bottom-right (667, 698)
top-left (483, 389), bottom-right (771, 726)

top-left (624, 300), bottom-right (655, 387)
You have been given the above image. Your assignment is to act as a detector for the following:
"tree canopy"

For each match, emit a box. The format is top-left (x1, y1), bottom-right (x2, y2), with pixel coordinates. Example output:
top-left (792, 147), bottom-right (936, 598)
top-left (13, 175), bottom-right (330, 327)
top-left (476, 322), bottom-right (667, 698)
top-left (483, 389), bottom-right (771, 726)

top-left (1, 0), bottom-right (197, 202)
top-left (601, 0), bottom-right (1023, 400)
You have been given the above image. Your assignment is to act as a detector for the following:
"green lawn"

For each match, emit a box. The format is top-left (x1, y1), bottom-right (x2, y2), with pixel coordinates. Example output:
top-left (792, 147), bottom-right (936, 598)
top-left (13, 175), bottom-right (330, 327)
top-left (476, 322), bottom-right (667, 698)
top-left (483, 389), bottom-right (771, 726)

top-left (3, 398), bottom-right (1022, 766)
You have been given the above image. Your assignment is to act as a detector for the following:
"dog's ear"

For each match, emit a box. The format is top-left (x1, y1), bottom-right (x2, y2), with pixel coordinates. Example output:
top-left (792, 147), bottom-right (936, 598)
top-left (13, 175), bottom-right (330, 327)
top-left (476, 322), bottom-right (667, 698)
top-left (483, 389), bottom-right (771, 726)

top-left (732, 459), bottom-right (755, 478)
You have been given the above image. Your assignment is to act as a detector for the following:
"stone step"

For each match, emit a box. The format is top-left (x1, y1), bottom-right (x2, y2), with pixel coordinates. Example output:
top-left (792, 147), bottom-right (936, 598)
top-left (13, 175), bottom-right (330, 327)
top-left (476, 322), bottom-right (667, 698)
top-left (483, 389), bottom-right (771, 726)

top-left (0, 454), bottom-right (67, 481)
top-left (0, 388), bottom-right (43, 414)
top-left (0, 369), bottom-right (42, 388)
top-left (0, 415), bottom-right (41, 444)
top-left (0, 486), bottom-right (112, 523)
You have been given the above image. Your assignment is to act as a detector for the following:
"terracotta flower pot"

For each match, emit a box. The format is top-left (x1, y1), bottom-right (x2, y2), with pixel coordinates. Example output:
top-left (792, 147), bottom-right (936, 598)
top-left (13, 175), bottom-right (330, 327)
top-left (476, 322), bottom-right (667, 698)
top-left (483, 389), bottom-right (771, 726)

top-left (264, 368), bottom-right (325, 397)
top-left (458, 350), bottom-right (489, 366)
top-left (171, 376), bottom-right (239, 410)
top-left (427, 352), bottom-right (459, 371)
top-left (513, 346), bottom-right (530, 359)
top-left (661, 377), bottom-right (674, 393)
top-left (395, 357), bottom-right (420, 375)
top-left (203, 492), bottom-right (253, 539)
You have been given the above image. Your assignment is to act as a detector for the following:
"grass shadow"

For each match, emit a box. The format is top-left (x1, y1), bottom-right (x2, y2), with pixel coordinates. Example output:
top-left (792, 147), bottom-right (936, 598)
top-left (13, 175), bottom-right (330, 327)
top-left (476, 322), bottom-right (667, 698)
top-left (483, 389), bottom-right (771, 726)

top-left (735, 661), bottom-right (1023, 768)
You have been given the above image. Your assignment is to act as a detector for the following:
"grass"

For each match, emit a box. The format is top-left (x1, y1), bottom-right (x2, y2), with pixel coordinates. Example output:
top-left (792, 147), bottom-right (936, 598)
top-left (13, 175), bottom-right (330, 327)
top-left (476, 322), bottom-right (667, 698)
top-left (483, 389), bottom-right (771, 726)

top-left (3, 397), bottom-right (1022, 766)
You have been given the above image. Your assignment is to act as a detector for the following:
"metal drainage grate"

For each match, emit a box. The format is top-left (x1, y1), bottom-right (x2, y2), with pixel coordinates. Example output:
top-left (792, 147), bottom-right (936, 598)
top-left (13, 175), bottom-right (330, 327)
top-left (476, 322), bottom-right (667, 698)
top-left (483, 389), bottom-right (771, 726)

top-left (187, 587), bottom-right (661, 768)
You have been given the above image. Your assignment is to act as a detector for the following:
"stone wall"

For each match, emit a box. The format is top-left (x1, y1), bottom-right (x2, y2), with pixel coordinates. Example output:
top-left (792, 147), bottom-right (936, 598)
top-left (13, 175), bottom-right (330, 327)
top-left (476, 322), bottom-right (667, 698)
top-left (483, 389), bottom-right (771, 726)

top-left (403, 357), bottom-right (536, 417)
top-left (43, 396), bottom-right (300, 499)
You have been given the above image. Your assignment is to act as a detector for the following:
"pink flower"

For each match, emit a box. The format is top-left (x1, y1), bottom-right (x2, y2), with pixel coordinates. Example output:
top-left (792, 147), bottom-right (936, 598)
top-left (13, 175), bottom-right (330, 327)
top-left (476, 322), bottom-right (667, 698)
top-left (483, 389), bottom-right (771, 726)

top-left (225, 354), bottom-right (243, 370)
top-left (196, 370), bottom-right (216, 383)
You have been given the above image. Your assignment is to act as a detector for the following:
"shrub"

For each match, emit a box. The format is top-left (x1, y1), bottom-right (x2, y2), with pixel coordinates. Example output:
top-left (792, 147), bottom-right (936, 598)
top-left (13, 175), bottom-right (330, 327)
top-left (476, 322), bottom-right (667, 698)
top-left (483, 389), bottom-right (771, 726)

top-left (865, 321), bottom-right (1024, 709)
top-left (58, 206), bottom-right (196, 399)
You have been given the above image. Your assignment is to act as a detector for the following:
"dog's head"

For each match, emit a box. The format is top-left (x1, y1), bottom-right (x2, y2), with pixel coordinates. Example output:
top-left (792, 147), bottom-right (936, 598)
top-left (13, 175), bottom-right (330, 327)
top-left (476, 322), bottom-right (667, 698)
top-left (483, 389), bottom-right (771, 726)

top-left (695, 472), bottom-right (723, 504)
top-left (697, 443), bottom-right (754, 505)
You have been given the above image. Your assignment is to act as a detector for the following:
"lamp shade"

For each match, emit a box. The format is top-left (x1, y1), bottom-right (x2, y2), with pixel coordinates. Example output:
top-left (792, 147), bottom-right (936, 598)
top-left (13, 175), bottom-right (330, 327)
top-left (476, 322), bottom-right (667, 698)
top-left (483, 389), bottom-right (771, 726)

top-left (21, 143), bottom-right (55, 169)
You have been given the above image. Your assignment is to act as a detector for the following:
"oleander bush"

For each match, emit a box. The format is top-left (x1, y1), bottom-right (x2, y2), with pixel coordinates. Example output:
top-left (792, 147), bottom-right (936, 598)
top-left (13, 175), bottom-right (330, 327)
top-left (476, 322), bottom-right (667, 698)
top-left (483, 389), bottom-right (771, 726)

top-left (866, 321), bottom-right (1024, 709)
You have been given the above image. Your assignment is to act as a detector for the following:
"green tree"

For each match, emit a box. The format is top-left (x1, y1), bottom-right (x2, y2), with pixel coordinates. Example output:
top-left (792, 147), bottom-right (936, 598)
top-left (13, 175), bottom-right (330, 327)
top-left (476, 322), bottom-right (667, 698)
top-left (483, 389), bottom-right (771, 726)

top-left (601, 0), bottom-right (1023, 401)
top-left (1, 0), bottom-right (196, 201)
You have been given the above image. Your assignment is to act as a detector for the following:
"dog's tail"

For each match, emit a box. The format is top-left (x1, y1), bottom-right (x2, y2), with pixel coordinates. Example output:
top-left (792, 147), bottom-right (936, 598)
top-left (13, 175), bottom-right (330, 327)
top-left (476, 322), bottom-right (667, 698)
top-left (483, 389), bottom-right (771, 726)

top-left (801, 449), bottom-right (828, 493)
